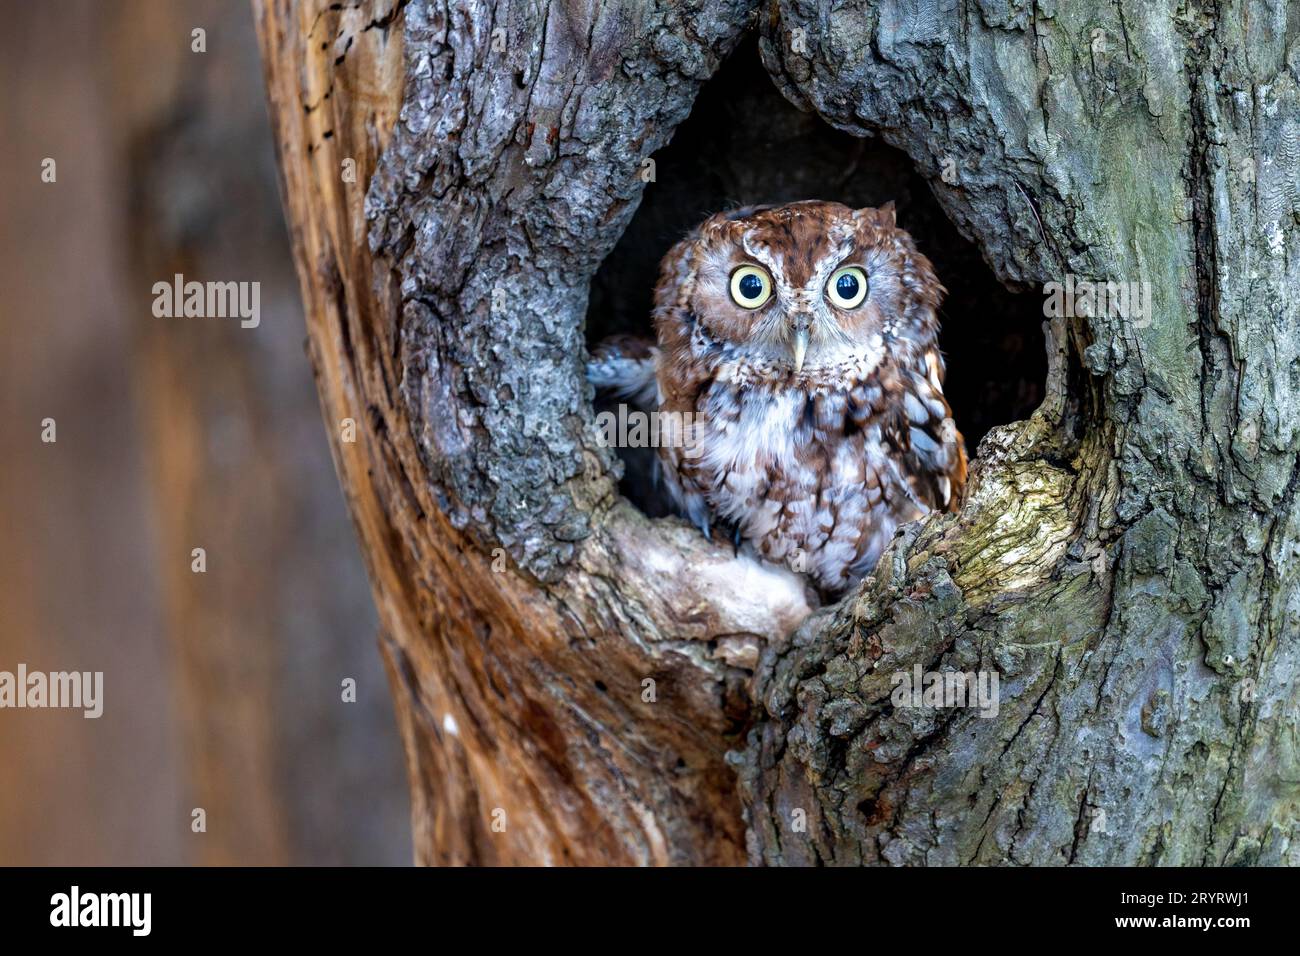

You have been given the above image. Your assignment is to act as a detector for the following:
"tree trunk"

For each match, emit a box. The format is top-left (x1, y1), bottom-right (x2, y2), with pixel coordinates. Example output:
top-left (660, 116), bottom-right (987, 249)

top-left (255, 0), bottom-right (1300, 865)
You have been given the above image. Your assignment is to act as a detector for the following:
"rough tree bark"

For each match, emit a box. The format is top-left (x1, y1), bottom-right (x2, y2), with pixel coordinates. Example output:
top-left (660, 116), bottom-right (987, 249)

top-left (255, 0), bottom-right (1300, 865)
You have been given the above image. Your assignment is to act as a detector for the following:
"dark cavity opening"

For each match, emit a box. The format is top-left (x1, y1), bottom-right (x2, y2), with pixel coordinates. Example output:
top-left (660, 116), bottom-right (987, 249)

top-left (587, 40), bottom-right (1046, 516)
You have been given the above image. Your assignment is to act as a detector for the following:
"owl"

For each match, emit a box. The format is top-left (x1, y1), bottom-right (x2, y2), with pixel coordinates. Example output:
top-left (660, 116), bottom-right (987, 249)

top-left (589, 200), bottom-right (967, 595)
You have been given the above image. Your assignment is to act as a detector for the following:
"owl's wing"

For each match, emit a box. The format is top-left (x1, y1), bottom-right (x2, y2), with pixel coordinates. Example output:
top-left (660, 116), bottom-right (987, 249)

top-left (646, 232), bottom-right (724, 540)
top-left (883, 349), bottom-right (968, 513)
top-left (653, 347), bottom-right (717, 541)
top-left (587, 334), bottom-right (659, 410)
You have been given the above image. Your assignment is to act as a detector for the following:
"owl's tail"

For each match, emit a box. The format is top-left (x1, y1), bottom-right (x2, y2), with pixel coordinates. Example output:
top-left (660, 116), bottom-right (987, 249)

top-left (587, 335), bottom-right (659, 410)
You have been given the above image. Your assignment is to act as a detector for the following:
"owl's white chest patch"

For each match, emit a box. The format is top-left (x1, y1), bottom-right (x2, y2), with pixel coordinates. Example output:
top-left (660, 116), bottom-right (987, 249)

top-left (691, 377), bottom-right (922, 591)
top-left (700, 387), bottom-right (803, 478)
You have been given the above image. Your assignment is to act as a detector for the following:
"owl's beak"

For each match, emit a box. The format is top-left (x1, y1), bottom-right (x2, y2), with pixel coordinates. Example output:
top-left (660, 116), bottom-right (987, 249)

top-left (790, 317), bottom-right (811, 374)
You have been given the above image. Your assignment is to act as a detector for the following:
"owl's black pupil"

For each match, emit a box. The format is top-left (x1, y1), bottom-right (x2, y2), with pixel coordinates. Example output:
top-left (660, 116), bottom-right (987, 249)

top-left (837, 273), bottom-right (860, 299)
top-left (738, 273), bottom-right (764, 299)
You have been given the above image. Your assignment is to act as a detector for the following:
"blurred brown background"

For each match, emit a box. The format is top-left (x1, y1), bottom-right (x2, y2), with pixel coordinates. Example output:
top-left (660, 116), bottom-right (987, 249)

top-left (0, 0), bottom-right (411, 864)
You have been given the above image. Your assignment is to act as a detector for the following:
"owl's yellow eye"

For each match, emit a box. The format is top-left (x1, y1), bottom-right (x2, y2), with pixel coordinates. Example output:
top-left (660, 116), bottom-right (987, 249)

top-left (826, 266), bottom-right (869, 309)
top-left (729, 265), bottom-right (773, 309)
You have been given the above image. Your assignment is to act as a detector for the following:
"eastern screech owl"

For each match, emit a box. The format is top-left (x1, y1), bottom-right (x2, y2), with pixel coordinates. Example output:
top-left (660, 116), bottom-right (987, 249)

top-left (590, 200), bottom-right (967, 595)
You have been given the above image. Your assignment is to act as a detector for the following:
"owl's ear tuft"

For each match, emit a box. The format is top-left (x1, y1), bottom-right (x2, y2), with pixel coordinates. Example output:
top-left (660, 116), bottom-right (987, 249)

top-left (721, 204), bottom-right (775, 222)
top-left (853, 202), bottom-right (897, 228)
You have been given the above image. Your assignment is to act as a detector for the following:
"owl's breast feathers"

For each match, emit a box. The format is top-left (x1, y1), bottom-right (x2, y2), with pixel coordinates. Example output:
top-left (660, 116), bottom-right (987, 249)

top-left (655, 320), bottom-right (967, 593)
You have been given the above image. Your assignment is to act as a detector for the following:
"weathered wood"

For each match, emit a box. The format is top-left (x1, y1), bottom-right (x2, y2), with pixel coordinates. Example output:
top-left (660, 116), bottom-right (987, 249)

top-left (256, 0), bottom-right (1300, 865)
top-left (742, 0), bottom-right (1300, 865)
top-left (256, 0), bottom-right (813, 865)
